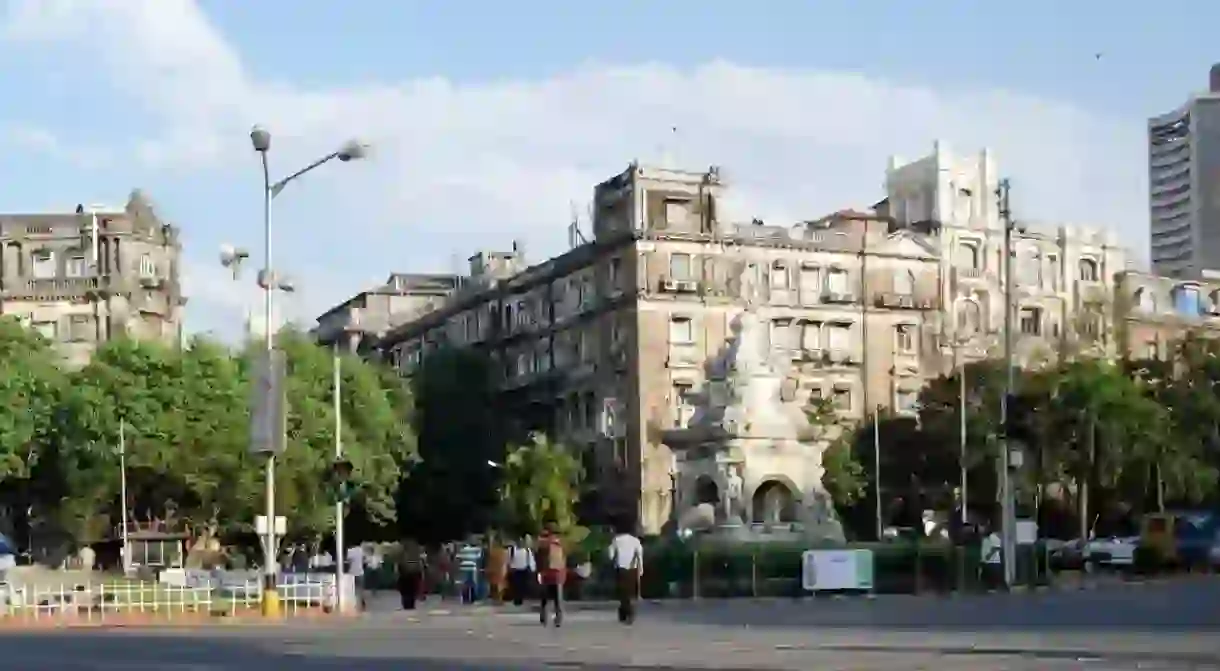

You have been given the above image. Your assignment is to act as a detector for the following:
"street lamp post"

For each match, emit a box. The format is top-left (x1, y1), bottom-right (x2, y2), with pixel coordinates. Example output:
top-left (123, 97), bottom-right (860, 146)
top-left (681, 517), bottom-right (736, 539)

top-left (244, 126), bottom-right (368, 618)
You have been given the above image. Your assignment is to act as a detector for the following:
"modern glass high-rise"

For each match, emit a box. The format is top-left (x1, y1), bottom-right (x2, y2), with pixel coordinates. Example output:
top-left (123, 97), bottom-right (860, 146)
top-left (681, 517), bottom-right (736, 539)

top-left (1148, 65), bottom-right (1220, 279)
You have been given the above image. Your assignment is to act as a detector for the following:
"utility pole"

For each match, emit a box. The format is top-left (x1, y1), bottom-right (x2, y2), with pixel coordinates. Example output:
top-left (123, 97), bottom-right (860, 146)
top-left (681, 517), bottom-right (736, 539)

top-left (873, 408), bottom-right (883, 540)
top-left (998, 178), bottom-right (1018, 590)
top-left (957, 344), bottom-right (969, 525)
top-left (119, 418), bottom-right (130, 576)
top-left (333, 342), bottom-right (345, 613)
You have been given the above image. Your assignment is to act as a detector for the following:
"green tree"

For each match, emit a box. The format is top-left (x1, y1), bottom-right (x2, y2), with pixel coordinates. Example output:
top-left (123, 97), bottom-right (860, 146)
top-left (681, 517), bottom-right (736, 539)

top-left (0, 317), bottom-right (67, 550)
top-left (806, 397), bottom-right (864, 510)
top-left (258, 329), bottom-right (416, 540)
top-left (400, 346), bottom-right (503, 543)
top-left (498, 432), bottom-right (583, 537)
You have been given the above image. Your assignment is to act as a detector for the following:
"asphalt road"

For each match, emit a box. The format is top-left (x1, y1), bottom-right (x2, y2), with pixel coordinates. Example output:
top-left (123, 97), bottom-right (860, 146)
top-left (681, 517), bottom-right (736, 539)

top-left (3, 577), bottom-right (1219, 669)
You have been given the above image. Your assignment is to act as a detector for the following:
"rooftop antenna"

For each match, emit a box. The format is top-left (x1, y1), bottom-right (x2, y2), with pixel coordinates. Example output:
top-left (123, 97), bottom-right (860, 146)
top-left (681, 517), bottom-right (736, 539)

top-left (568, 200), bottom-right (588, 249)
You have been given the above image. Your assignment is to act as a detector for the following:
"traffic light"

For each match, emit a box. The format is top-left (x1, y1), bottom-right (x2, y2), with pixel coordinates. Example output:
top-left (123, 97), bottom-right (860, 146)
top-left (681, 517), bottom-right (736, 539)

top-left (1003, 393), bottom-right (1035, 447)
top-left (329, 458), bottom-right (356, 504)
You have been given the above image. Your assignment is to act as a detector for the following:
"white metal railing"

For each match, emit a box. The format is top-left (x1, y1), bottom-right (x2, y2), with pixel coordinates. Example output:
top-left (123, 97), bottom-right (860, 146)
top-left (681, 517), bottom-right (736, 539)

top-left (0, 576), bottom-right (338, 623)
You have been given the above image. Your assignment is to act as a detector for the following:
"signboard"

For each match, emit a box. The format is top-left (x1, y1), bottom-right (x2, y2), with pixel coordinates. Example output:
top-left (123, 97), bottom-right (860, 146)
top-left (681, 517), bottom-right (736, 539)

top-left (249, 349), bottom-right (287, 455)
top-left (1015, 520), bottom-right (1038, 545)
top-left (801, 549), bottom-right (874, 592)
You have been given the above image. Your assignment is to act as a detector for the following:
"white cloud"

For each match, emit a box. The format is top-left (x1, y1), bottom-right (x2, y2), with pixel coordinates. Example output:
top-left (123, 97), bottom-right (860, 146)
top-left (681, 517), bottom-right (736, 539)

top-left (1, 0), bottom-right (1150, 334)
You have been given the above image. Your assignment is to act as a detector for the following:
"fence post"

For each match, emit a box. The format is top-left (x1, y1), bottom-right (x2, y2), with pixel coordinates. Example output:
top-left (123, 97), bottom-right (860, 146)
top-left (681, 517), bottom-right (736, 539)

top-left (750, 551), bottom-right (758, 598)
top-left (691, 545), bottom-right (700, 601)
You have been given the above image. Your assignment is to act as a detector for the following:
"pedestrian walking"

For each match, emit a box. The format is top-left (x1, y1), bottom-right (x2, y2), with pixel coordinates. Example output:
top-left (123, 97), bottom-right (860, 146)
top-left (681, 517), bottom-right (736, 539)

top-left (536, 523), bottom-right (566, 627)
top-left (456, 537), bottom-right (484, 604)
top-left (397, 538), bottom-right (427, 610)
top-left (608, 520), bottom-right (643, 624)
top-left (345, 544), bottom-right (367, 610)
top-left (485, 535), bottom-right (509, 603)
top-left (979, 523), bottom-right (1003, 591)
top-left (506, 536), bottom-right (536, 606)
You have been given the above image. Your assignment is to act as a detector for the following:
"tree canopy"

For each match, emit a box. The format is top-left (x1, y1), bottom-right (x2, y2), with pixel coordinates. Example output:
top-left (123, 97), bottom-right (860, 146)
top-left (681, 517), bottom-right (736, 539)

top-left (0, 321), bottom-right (415, 553)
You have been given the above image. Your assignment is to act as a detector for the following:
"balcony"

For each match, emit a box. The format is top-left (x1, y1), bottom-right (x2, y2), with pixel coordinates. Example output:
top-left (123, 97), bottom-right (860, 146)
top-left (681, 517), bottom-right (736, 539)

top-left (659, 277), bottom-right (700, 294)
top-left (874, 292), bottom-right (916, 309)
top-left (820, 291), bottom-right (856, 304)
top-left (4, 277), bottom-right (101, 300)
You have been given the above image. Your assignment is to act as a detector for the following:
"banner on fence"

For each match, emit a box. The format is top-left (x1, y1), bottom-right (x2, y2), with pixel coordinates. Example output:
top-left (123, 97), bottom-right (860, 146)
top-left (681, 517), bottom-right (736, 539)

top-left (801, 549), bottom-right (874, 592)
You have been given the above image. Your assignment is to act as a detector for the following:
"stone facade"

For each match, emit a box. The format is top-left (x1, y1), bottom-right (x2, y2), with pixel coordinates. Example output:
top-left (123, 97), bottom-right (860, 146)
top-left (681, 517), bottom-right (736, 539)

top-left (1114, 270), bottom-right (1220, 358)
top-left (371, 145), bottom-right (1145, 534)
top-left (313, 272), bottom-right (461, 355)
top-left (0, 191), bottom-right (185, 366)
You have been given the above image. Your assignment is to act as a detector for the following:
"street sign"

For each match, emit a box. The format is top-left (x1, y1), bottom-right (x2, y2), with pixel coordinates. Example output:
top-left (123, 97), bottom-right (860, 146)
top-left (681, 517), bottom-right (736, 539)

top-left (255, 515), bottom-right (287, 536)
top-left (249, 349), bottom-right (287, 455)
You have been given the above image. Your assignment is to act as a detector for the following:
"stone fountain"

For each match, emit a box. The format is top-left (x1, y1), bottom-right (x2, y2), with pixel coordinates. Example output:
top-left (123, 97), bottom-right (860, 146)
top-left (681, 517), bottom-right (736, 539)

top-left (662, 276), bottom-right (845, 545)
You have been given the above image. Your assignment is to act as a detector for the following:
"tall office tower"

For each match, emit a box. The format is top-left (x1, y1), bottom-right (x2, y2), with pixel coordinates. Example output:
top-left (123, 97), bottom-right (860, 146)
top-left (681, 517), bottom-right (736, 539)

top-left (1149, 64), bottom-right (1220, 279)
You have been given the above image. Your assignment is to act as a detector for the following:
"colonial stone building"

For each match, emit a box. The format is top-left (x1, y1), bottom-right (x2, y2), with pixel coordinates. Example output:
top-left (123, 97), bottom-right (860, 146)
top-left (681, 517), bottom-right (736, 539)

top-left (312, 272), bottom-right (461, 355)
top-left (0, 190), bottom-right (185, 366)
top-left (1113, 270), bottom-right (1220, 359)
top-left (364, 143), bottom-right (1135, 533)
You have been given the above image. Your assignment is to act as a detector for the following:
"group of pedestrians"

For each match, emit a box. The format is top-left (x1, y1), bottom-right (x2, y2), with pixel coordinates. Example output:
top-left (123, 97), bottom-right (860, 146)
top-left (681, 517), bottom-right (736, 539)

top-left (393, 521), bottom-right (645, 627)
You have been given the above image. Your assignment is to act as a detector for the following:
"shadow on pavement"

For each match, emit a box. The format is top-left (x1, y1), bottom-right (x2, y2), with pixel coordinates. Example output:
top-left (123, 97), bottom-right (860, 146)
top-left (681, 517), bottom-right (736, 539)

top-left (0, 630), bottom-right (559, 670)
top-left (646, 577), bottom-right (1220, 633)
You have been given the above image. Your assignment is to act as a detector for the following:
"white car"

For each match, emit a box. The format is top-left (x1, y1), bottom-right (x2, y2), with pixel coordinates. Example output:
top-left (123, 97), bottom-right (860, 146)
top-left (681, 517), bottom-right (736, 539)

top-left (1082, 536), bottom-right (1140, 567)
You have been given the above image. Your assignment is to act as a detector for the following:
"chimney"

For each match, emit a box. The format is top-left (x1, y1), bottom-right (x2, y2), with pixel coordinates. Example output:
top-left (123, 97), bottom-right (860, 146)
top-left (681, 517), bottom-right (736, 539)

top-left (1210, 63), bottom-right (1220, 93)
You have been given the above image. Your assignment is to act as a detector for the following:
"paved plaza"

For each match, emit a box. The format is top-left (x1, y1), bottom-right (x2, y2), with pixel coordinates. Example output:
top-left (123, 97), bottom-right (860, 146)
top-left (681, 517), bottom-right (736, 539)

top-left (2, 577), bottom-right (1219, 669)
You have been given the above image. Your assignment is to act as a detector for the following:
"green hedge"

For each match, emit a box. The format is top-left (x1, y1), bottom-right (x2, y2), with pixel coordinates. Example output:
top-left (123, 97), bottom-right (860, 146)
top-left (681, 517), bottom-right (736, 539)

top-left (363, 540), bottom-right (1053, 597)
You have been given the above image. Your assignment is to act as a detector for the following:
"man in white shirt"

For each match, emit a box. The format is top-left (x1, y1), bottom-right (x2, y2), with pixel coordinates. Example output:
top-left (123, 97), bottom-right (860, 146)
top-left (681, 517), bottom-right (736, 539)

top-left (607, 522), bottom-right (643, 625)
top-left (979, 525), bottom-right (1003, 590)
top-left (346, 545), bottom-right (366, 609)
top-left (506, 537), bottom-right (536, 606)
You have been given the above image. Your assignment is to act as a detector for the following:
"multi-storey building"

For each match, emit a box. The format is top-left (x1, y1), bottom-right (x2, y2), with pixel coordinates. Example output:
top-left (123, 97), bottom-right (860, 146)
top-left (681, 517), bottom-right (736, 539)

top-left (1114, 270), bottom-right (1220, 360)
top-left (0, 190), bottom-right (185, 366)
top-left (1147, 64), bottom-right (1220, 278)
top-left (369, 144), bottom-right (1132, 533)
top-left (313, 272), bottom-right (461, 355)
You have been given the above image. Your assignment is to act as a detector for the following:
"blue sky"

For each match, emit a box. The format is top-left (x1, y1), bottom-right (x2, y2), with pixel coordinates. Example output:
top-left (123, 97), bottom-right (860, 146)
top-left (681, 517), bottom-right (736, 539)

top-left (0, 1), bottom-right (1216, 338)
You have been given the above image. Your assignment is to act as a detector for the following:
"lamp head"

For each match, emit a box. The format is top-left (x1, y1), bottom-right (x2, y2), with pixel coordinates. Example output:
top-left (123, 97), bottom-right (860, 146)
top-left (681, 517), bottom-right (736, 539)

top-left (250, 125), bottom-right (271, 153)
top-left (219, 244), bottom-right (249, 266)
top-left (337, 139), bottom-right (370, 162)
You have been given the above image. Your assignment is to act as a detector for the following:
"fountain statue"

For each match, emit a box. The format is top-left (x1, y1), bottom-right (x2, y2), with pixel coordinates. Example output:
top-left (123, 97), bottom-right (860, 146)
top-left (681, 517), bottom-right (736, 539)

top-left (664, 299), bottom-right (845, 545)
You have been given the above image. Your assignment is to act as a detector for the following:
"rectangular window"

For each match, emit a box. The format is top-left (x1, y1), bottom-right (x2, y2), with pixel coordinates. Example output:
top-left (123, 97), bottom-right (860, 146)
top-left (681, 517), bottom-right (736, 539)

top-left (665, 200), bottom-right (688, 228)
top-left (827, 323), bottom-right (851, 350)
top-left (672, 382), bottom-right (694, 428)
top-left (801, 322), bottom-right (822, 351)
top-left (669, 316), bottom-right (694, 344)
top-left (32, 320), bottom-right (58, 340)
top-left (66, 256), bottom-right (87, 278)
top-left (832, 387), bottom-right (852, 411)
top-left (826, 268), bottom-right (849, 294)
top-left (770, 262), bottom-right (789, 289)
top-left (1019, 307), bottom-right (1042, 335)
top-left (608, 257), bottom-right (621, 294)
top-left (669, 253), bottom-right (691, 280)
top-left (32, 250), bottom-right (55, 279)
top-left (770, 318), bottom-right (795, 351)
top-left (895, 324), bottom-right (915, 353)
top-left (139, 254), bottom-right (156, 278)
top-left (896, 389), bottom-right (919, 413)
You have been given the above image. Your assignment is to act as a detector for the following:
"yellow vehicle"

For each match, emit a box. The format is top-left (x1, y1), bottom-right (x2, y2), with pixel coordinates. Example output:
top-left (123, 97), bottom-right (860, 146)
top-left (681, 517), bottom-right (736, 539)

top-left (1140, 513), bottom-right (1177, 567)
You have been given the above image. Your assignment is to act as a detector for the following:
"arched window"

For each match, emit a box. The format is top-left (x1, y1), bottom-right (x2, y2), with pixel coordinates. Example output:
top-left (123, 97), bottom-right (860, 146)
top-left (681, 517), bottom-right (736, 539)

top-left (956, 299), bottom-right (982, 335)
top-left (1078, 258), bottom-right (1099, 282)
top-left (1172, 284), bottom-right (1202, 317)
top-left (955, 242), bottom-right (979, 269)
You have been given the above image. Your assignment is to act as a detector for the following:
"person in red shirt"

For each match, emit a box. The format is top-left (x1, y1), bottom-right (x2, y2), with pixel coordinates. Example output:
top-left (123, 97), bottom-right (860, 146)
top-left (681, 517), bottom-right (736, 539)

top-left (535, 522), bottom-right (566, 627)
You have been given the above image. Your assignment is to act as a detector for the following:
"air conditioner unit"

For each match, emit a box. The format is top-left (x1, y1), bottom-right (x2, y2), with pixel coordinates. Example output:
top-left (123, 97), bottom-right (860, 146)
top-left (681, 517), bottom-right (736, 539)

top-left (676, 280), bottom-right (699, 293)
top-left (661, 278), bottom-right (680, 292)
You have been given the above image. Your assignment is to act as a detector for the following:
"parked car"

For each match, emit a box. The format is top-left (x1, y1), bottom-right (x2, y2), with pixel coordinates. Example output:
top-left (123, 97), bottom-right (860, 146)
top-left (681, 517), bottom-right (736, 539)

top-left (1083, 536), bottom-right (1140, 568)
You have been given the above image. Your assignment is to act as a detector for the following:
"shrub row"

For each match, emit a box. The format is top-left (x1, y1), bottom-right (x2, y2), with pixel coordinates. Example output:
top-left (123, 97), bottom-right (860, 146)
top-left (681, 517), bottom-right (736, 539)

top-left (363, 540), bottom-right (1053, 597)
